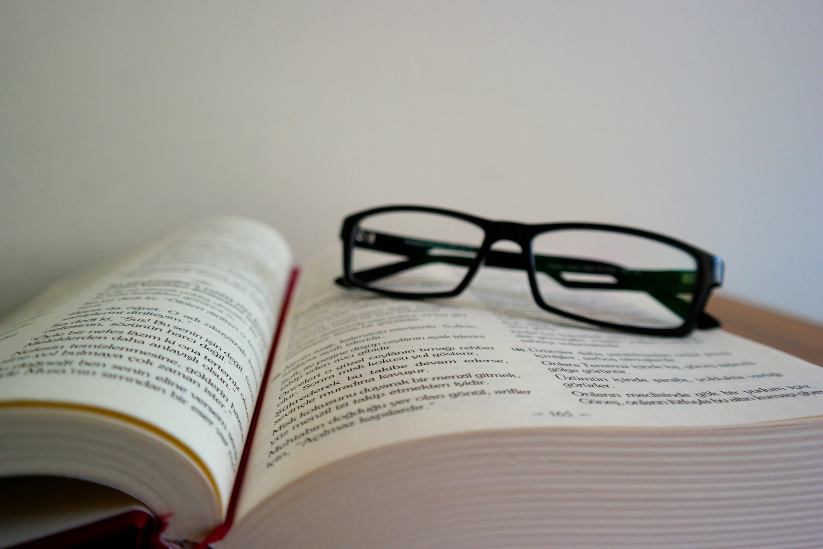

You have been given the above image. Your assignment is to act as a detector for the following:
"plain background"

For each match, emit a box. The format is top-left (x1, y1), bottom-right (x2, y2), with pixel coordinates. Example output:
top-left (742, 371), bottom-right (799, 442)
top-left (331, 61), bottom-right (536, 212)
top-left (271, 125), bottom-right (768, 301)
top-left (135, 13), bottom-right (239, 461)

top-left (1, 1), bottom-right (821, 324)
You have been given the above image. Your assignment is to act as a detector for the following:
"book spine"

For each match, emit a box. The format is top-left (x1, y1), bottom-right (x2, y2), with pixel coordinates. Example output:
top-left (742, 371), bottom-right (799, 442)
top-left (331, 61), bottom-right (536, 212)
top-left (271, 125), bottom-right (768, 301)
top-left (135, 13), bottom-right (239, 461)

top-left (193, 267), bottom-right (300, 549)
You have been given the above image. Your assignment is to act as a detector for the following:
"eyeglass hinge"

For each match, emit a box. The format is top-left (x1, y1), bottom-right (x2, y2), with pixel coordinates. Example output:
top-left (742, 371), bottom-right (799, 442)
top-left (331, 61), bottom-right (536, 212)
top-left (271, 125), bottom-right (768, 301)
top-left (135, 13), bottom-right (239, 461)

top-left (712, 256), bottom-right (724, 287)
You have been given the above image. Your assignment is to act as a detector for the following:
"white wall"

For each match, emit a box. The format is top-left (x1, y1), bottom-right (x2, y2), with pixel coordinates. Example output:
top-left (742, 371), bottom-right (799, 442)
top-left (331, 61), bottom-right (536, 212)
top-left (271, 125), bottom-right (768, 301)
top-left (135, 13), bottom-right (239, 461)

top-left (1, 1), bottom-right (822, 323)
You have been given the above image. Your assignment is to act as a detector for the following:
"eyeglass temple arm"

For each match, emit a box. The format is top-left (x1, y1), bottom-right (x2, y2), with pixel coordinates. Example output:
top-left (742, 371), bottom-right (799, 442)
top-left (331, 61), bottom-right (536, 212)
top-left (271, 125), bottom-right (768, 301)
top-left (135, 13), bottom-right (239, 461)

top-left (338, 231), bottom-right (719, 328)
top-left (336, 232), bottom-right (477, 286)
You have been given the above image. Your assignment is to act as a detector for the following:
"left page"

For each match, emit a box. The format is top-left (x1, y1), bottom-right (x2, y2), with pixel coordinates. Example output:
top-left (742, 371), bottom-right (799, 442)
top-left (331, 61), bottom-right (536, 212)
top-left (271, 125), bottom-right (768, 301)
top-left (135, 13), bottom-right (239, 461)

top-left (0, 217), bottom-right (293, 516)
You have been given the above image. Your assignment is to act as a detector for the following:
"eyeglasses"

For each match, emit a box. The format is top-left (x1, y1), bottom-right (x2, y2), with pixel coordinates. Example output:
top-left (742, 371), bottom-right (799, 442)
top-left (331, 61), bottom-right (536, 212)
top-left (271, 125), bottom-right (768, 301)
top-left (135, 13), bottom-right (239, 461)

top-left (336, 205), bottom-right (724, 336)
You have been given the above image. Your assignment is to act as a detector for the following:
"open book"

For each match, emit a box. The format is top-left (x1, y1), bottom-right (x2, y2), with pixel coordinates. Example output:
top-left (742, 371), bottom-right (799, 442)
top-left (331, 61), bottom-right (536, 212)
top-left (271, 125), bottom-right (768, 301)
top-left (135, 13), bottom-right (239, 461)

top-left (2, 217), bottom-right (822, 549)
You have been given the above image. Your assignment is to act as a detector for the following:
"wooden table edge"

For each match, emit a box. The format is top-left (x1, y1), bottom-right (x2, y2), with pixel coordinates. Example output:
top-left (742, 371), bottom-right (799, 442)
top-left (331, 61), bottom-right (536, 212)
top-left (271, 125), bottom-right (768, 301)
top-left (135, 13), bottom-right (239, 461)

top-left (706, 295), bottom-right (823, 367)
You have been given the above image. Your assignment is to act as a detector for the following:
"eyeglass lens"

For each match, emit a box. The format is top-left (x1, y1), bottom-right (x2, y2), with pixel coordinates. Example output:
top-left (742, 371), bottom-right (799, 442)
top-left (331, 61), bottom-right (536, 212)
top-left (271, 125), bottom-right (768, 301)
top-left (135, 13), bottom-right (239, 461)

top-left (532, 230), bottom-right (697, 329)
top-left (350, 211), bottom-right (484, 294)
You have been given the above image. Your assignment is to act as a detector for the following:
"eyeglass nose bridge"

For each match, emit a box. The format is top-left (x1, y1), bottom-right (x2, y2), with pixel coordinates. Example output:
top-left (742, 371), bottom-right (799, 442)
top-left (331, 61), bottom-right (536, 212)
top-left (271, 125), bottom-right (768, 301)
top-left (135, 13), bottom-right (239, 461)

top-left (482, 220), bottom-right (533, 250)
top-left (477, 221), bottom-right (533, 271)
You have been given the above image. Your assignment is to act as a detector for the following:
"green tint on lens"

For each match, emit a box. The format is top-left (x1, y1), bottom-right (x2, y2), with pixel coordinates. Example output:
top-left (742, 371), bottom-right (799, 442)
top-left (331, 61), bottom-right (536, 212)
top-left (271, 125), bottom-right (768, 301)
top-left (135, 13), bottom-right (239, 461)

top-left (351, 212), bottom-right (485, 294)
top-left (531, 229), bottom-right (698, 329)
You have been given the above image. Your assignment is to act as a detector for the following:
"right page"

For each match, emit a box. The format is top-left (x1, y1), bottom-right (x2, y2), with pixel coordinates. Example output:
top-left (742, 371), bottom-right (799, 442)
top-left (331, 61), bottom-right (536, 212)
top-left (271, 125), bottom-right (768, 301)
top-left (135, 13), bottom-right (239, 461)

top-left (235, 248), bottom-right (823, 519)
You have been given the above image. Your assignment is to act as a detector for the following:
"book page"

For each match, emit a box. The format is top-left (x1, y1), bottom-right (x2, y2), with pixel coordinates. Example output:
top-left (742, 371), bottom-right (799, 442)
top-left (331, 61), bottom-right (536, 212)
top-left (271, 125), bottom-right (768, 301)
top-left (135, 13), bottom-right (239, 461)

top-left (0, 218), bottom-right (293, 511)
top-left (236, 248), bottom-right (823, 519)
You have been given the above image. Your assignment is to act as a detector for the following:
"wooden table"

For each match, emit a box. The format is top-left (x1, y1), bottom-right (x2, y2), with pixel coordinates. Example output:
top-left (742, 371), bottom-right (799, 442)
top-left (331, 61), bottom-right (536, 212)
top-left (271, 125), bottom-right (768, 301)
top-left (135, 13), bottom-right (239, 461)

top-left (707, 295), bottom-right (823, 367)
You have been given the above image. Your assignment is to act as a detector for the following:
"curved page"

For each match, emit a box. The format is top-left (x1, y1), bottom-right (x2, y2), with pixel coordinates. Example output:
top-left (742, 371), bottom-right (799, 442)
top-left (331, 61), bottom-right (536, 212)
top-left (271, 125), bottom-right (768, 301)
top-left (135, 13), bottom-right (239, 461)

top-left (0, 218), bottom-right (293, 517)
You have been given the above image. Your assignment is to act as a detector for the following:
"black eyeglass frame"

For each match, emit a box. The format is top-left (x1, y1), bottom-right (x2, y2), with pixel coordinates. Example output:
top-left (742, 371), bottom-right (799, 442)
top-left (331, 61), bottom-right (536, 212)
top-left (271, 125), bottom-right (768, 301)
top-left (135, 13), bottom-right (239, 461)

top-left (338, 205), bottom-right (724, 337)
